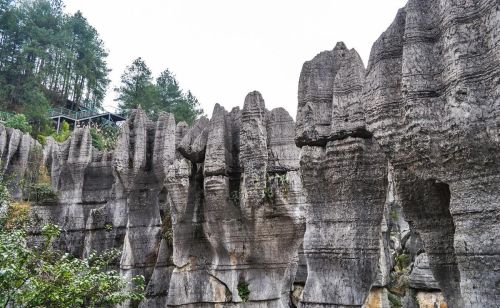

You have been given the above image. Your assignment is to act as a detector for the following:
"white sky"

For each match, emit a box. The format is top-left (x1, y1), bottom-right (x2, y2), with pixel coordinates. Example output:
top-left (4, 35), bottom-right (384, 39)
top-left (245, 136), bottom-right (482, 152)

top-left (64, 0), bottom-right (407, 119)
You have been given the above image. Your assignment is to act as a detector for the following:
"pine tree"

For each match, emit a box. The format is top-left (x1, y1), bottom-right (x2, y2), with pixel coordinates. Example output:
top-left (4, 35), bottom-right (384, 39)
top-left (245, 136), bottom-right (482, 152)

top-left (116, 59), bottom-right (203, 125)
top-left (114, 57), bottom-right (157, 115)
top-left (0, 0), bottom-right (110, 135)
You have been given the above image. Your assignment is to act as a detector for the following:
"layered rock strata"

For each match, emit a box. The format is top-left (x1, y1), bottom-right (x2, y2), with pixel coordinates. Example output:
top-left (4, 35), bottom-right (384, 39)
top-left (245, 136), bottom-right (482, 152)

top-left (0, 0), bottom-right (496, 307)
top-left (167, 92), bottom-right (306, 306)
top-left (363, 0), bottom-right (499, 306)
top-left (296, 42), bottom-right (389, 306)
top-left (28, 111), bottom-right (180, 306)
top-left (2, 91), bottom-right (306, 307)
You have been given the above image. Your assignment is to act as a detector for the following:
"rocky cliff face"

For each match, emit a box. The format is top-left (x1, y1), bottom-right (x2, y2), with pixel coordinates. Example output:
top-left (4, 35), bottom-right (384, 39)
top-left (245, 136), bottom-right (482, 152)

top-left (296, 42), bottom-right (389, 307)
top-left (167, 92), bottom-right (306, 306)
top-left (364, 0), bottom-right (499, 306)
top-left (3, 92), bottom-right (306, 307)
top-left (296, 0), bottom-right (498, 307)
top-left (0, 0), bottom-right (497, 307)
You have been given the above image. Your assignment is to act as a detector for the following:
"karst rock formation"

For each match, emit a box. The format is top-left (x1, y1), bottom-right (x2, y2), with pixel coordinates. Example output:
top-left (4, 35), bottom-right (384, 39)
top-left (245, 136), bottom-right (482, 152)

top-left (0, 0), bottom-right (498, 307)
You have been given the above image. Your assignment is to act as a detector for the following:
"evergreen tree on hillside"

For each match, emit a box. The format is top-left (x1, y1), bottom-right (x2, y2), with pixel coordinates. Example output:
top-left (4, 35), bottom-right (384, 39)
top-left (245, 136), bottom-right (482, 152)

top-left (115, 58), bottom-right (203, 125)
top-left (0, 0), bottom-right (110, 135)
top-left (114, 57), bottom-right (162, 119)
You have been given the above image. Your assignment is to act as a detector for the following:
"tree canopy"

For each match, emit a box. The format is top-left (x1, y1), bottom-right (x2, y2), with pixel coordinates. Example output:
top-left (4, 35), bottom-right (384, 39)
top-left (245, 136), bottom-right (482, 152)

top-left (0, 0), bottom-right (110, 135)
top-left (115, 57), bottom-right (203, 125)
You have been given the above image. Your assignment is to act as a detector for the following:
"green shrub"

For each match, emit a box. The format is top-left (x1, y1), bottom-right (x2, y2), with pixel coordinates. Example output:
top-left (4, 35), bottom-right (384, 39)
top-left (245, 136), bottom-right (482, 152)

top-left (29, 182), bottom-right (57, 203)
top-left (388, 292), bottom-right (402, 308)
top-left (0, 224), bottom-right (145, 307)
top-left (0, 111), bottom-right (13, 122)
top-left (229, 190), bottom-right (240, 206)
top-left (51, 121), bottom-right (71, 142)
top-left (237, 281), bottom-right (250, 302)
top-left (90, 124), bottom-right (119, 151)
top-left (395, 252), bottom-right (410, 272)
top-left (37, 134), bottom-right (47, 145)
top-left (3, 113), bottom-right (32, 134)
top-left (263, 185), bottom-right (274, 202)
top-left (104, 223), bottom-right (113, 232)
top-left (263, 173), bottom-right (289, 203)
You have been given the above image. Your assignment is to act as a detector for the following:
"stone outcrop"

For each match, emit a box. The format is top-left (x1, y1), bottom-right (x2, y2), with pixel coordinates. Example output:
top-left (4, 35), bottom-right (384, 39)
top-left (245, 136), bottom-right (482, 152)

top-left (296, 42), bottom-right (389, 306)
top-left (166, 92), bottom-right (306, 306)
top-left (362, 0), bottom-right (499, 306)
top-left (2, 91), bottom-right (305, 307)
top-left (0, 125), bottom-right (41, 200)
top-left (6, 110), bottom-right (180, 306)
top-left (0, 0), bottom-right (497, 307)
top-left (295, 0), bottom-right (498, 306)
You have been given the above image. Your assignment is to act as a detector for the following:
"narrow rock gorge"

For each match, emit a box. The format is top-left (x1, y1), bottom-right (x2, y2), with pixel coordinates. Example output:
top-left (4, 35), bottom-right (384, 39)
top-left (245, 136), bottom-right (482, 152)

top-left (0, 0), bottom-right (497, 307)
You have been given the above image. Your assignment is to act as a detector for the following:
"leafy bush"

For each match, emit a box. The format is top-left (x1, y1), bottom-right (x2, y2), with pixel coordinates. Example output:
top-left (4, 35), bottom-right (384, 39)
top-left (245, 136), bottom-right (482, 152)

top-left (229, 190), bottom-right (240, 206)
top-left (89, 124), bottom-right (119, 151)
top-left (237, 281), bottom-right (250, 302)
top-left (0, 225), bottom-right (145, 307)
top-left (29, 182), bottom-right (58, 203)
top-left (0, 111), bottom-right (13, 122)
top-left (37, 134), bottom-right (47, 145)
top-left (51, 120), bottom-right (71, 142)
top-left (388, 292), bottom-right (402, 308)
top-left (394, 252), bottom-right (410, 272)
top-left (263, 173), bottom-right (289, 203)
top-left (3, 113), bottom-right (32, 134)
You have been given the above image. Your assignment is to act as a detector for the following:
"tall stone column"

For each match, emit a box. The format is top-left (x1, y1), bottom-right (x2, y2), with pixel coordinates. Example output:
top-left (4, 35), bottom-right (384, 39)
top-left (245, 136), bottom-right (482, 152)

top-left (296, 42), bottom-right (388, 307)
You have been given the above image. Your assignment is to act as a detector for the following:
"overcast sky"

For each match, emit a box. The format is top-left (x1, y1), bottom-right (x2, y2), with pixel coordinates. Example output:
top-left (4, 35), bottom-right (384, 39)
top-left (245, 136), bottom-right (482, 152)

top-left (64, 0), bottom-right (407, 119)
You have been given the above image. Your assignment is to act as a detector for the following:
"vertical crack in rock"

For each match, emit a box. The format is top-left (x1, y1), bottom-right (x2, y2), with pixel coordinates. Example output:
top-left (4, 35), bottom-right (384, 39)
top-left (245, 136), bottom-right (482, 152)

top-left (296, 42), bottom-right (389, 306)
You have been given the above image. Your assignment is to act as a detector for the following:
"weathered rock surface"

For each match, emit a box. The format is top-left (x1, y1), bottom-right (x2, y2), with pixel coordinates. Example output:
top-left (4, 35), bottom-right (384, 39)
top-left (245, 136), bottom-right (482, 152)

top-left (0, 0), bottom-right (496, 307)
top-left (0, 125), bottom-right (41, 199)
top-left (295, 0), bottom-right (498, 306)
top-left (21, 110), bottom-right (179, 305)
top-left (296, 42), bottom-right (389, 306)
top-left (1, 90), bottom-right (305, 307)
top-left (415, 292), bottom-right (447, 308)
top-left (167, 91), bottom-right (306, 306)
top-left (363, 0), bottom-right (499, 306)
top-left (409, 253), bottom-right (440, 291)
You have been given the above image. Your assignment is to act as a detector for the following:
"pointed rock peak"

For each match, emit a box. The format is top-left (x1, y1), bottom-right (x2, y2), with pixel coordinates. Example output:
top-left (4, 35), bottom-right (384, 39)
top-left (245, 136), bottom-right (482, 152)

top-left (157, 112), bottom-right (176, 125)
top-left (334, 41), bottom-right (347, 50)
top-left (211, 103), bottom-right (227, 119)
top-left (194, 116), bottom-right (210, 128)
top-left (243, 91), bottom-right (266, 118)
top-left (128, 108), bottom-right (147, 120)
top-left (332, 42), bottom-right (362, 63)
top-left (175, 121), bottom-right (189, 149)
